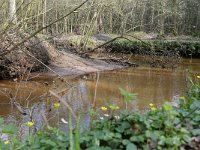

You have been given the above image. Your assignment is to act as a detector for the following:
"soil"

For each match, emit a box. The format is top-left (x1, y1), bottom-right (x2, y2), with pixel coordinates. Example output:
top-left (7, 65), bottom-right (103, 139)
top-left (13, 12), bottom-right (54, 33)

top-left (44, 51), bottom-right (131, 77)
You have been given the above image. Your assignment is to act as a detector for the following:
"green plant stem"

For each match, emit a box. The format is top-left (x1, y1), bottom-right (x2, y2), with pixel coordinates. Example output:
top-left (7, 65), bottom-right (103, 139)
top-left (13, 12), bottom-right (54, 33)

top-left (69, 113), bottom-right (74, 150)
top-left (75, 114), bottom-right (81, 150)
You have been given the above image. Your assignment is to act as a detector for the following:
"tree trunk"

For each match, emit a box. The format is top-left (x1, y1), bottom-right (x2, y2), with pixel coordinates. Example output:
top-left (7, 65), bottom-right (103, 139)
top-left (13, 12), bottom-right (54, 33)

top-left (8, 0), bottom-right (17, 24)
top-left (42, 0), bottom-right (47, 33)
top-left (159, 0), bottom-right (165, 35)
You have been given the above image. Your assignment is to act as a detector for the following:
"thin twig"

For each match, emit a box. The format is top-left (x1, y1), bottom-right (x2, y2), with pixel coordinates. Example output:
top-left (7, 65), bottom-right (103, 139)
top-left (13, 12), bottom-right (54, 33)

top-left (80, 33), bottom-right (153, 55)
top-left (92, 72), bottom-right (100, 107)
top-left (176, 106), bottom-right (200, 127)
top-left (80, 36), bottom-right (123, 54)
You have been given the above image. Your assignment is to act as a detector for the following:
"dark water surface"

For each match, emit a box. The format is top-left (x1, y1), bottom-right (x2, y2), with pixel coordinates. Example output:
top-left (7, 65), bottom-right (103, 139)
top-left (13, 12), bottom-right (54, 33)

top-left (0, 57), bottom-right (200, 127)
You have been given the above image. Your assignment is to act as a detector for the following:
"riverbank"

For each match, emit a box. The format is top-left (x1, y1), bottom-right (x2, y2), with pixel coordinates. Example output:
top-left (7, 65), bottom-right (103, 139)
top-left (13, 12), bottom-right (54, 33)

top-left (0, 32), bottom-right (199, 79)
top-left (51, 33), bottom-right (200, 69)
top-left (52, 33), bottom-right (200, 58)
top-left (0, 32), bottom-right (136, 79)
top-left (43, 51), bottom-right (137, 77)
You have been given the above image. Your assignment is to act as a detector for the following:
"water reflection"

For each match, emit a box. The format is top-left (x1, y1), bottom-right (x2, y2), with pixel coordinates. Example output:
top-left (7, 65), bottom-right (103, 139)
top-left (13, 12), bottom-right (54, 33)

top-left (75, 67), bottom-right (187, 110)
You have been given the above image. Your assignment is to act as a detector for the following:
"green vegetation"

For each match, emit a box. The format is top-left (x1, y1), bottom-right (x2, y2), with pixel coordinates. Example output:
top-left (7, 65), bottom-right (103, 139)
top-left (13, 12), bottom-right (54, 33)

top-left (106, 38), bottom-right (200, 57)
top-left (0, 77), bottom-right (200, 150)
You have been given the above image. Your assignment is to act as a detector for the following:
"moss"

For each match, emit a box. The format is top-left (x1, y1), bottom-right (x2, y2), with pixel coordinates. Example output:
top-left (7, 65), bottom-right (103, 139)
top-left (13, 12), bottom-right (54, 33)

top-left (66, 35), bottom-right (98, 49)
top-left (106, 39), bottom-right (200, 58)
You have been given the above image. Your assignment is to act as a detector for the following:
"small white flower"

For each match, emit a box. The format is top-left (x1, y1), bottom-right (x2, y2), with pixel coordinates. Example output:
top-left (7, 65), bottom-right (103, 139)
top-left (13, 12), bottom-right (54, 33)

top-left (61, 118), bottom-right (68, 124)
top-left (100, 117), bottom-right (104, 120)
top-left (104, 114), bottom-right (109, 117)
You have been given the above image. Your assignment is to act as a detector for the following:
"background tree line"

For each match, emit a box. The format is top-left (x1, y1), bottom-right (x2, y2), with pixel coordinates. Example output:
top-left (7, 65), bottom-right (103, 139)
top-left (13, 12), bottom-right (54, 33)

top-left (1, 0), bottom-right (200, 36)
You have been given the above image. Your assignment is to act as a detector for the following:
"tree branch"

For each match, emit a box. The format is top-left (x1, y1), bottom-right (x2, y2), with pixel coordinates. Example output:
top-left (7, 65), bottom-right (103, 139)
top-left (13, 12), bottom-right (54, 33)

top-left (0, 0), bottom-right (89, 57)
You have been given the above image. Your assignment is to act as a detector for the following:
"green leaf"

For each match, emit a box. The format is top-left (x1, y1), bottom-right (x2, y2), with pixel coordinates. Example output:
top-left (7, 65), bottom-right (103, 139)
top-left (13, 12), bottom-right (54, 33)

top-left (172, 136), bottom-right (181, 146)
top-left (108, 105), bottom-right (119, 110)
top-left (163, 102), bottom-right (173, 111)
top-left (193, 115), bottom-right (200, 121)
top-left (182, 134), bottom-right (191, 143)
top-left (2, 124), bottom-right (18, 134)
top-left (191, 129), bottom-right (200, 136)
top-left (158, 136), bottom-right (166, 146)
top-left (41, 139), bottom-right (57, 147)
top-left (122, 139), bottom-right (130, 145)
top-left (0, 118), bottom-right (4, 125)
top-left (126, 143), bottom-right (137, 150)
top-left (116, 122), bottom-right (131, 133)
top-left (119, 88), bottom-right (137, 101)
top-left (130, 135), bottom-right (145, 142)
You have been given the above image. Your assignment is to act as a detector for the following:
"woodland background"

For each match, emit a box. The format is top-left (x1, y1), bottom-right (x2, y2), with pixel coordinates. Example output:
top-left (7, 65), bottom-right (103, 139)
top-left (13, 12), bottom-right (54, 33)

top-left (2, 0), bottom-right (200, 37)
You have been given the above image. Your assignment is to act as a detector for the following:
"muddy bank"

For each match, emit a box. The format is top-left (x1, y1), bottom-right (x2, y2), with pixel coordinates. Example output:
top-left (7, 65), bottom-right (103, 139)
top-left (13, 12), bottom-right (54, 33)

top-left (52, 34), bottom-right (195, 69)
top-left (4, 31), bottom-right (197, 79)
top-left (0, 31), bottom-right (58, 79)
top-left (45, 51), bottom-right (134, 77)
top-left (0, 32), bottom-right (136, 79)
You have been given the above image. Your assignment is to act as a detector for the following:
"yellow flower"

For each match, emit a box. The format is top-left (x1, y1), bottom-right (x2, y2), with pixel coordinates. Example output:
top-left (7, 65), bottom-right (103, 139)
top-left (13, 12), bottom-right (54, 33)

top-left (151, 107), bottom-right (157, 111)
top-left (53, 102), bottom-right (60, 108)
top-left (197, 76), bottom-right (200, 79)
top-left (101, 106), bottom-right (108, 111)
top-left (26, 121), bottom-right (34, 127)
top-left (180, 96), bottom-right (185, 100)
top-left (149, 103), bottom-right (154, 107)
top-left (4, 140), bottom-right (10, 145)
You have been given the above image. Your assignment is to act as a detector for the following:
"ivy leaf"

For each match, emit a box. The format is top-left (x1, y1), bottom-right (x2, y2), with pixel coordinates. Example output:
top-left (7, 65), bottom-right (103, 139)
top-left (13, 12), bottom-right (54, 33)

top-left (126, 143), bottom-right (137, 150)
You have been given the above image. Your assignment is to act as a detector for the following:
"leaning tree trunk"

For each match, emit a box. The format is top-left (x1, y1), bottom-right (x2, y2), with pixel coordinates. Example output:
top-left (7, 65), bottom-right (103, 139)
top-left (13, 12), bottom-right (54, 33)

top-left (8, 0), bottom-right (17, 24)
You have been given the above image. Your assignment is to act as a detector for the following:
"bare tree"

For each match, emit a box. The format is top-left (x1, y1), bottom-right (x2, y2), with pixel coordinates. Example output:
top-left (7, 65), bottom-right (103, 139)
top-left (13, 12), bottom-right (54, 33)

top-left (0, 0), bottom-right (199, 36)
top-left (8, 0), bottom-right (17, 24)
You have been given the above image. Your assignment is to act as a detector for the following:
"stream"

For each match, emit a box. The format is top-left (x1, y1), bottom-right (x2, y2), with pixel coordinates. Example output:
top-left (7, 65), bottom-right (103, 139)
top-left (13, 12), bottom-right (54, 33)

top-left (0, 56), bottom-right (200, 130)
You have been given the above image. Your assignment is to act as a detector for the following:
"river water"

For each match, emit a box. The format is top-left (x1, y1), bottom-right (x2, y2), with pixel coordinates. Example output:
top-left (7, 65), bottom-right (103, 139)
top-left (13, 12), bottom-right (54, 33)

top-left (0, 56), bottom-right (200, 128)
